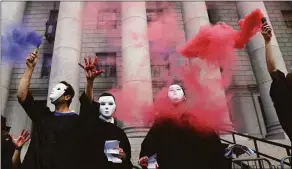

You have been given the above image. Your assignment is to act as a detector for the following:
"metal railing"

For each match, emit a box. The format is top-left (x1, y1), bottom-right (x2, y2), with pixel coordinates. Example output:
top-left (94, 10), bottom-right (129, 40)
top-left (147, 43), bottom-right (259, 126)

top-left (279, 156), bottom-right (291, 169)
top-left (220, 130), bottom-right (291, 168)
top-left (124, 127), bottom-right (291, 169)
top-left (232, 158), bottom-right (274, 169)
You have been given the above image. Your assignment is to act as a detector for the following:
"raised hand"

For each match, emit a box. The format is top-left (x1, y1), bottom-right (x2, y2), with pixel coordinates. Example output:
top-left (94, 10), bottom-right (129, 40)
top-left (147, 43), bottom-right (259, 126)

top-left (78, 56), bottom-right (104, 81)
top-left (138, 156), bottom-right (148, 167)
top-left (261, 24), bottom-right (272, 43)
top-left (26, 48), bottom-right (39, 69)
top-left (12, 130), bottom-right (30, 149)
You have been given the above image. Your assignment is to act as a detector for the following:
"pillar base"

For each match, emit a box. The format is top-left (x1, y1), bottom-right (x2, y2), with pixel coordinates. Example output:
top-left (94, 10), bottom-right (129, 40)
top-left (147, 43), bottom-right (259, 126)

top-left (265, 123), bottom-right (285, 139)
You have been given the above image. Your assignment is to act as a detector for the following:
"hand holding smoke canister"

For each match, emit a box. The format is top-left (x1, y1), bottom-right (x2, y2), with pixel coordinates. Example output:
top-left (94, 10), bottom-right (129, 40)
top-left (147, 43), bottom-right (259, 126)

top-left (261, 17), bottom-right (271, 33)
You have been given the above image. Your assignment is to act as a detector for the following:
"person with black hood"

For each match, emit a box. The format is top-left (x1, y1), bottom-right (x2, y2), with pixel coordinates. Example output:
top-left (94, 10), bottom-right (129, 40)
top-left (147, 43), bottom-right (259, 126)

top-left (138, 84), bottom-right (229, 169)
top-left (1, 116), bottom-right (30, 169)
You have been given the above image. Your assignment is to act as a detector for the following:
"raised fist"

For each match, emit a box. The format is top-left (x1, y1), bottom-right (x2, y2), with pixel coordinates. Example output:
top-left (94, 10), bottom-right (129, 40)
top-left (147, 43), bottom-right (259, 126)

top-left (26, 48), bottom-right (39, 69)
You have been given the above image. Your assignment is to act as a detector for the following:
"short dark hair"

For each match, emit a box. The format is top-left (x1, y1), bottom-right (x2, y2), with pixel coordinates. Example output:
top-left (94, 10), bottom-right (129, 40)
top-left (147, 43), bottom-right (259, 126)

top-left (98, 92), bottom-right (116, 101)
top-left (60, 81), bottom-right (75, 106)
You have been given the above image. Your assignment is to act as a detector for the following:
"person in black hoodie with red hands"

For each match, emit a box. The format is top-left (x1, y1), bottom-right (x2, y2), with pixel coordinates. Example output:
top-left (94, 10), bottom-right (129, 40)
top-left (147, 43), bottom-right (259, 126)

top-left (138, 84), bottom-right (229, 169)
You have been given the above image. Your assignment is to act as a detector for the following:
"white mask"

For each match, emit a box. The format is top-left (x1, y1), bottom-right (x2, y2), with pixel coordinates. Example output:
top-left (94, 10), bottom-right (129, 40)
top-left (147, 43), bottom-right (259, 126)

top-left (98, 96), bottom-right (116, 118)
top-left (167, 84), bottom-right (185, 103)
top-left (49, 83), bottom-right (67, 102)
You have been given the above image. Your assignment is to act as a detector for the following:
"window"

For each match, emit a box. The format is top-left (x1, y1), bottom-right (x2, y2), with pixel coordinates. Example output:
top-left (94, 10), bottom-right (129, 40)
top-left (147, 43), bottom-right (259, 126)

top-left (207, 9), bottom-right (217, 24)
top-left (151, 63), bottom-right (170, 77)
top-left (146, 8), bottom-right (163, 22)
top-left (95, 52), bottom-right (117, 77)
top-left (49, 10), bottom-right (59, 22)
top-left (97, 9), bottom-right (117, 29)
top-left (281, 10), bottom-right (292, 29)
top-left (41, 54), bottom-right (52, 78)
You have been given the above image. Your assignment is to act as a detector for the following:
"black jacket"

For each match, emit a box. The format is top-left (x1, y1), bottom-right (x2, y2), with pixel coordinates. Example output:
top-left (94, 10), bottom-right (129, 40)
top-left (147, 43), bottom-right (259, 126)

top-left (140, 114), bottom-right (229, 169)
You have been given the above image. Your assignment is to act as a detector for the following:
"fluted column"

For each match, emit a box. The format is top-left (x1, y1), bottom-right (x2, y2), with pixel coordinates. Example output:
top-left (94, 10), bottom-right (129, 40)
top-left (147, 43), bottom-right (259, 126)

top-left (47, 2), bottom-right (83, 112)
top-left (182, 1), bottom-right (234, 131)
top-left (121, 2), bottom-right (153, 126)
top-left (236, 1), bottom-right (286, 139)
top-left (1, 2), bottom-right (26, 116)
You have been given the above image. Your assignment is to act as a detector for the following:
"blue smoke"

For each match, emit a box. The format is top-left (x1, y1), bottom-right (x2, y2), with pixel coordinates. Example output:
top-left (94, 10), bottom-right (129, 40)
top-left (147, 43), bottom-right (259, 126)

top-left (1, 24), bottom-right (43, 63)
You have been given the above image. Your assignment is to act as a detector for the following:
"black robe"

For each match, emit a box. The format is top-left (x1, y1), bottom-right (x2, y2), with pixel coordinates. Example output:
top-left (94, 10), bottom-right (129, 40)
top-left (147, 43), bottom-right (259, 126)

top-left (19, 92), bottom-right (99, 169)
top-left (270, 70), bottom-right (292, 142)
top-left (79, 99), bottom-right (133, 169)
top-left (2, 136), bottom-right (15, 169)
top-left (140, 114), bottom-right (229, 169)
top-left (99, 120), bottom-right (133, 169)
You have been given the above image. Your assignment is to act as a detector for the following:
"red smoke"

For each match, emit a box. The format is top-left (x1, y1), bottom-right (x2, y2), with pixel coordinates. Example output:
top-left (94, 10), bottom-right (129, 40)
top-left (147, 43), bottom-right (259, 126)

top-left (235, 9), bottom-right (264, 49)
top-left (178, 9), bottom-right (263, 67)
top-left (83, 3), bottom-right (262, 133)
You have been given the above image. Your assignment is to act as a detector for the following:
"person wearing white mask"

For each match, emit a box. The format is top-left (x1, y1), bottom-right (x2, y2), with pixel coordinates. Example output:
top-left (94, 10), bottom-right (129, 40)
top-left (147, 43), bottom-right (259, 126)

top-left (138, 83), bottom-right (229, 169)
top-left (92, 92), bottom-right (132, 169)
top-left (78, 57), bottom-right (132, 169)
top-left (167, 84), bottom-right (186, 103)
top-left (97, 93), bottom-right (124, 128)
top-left (17, 50), bottom-right (104, 169)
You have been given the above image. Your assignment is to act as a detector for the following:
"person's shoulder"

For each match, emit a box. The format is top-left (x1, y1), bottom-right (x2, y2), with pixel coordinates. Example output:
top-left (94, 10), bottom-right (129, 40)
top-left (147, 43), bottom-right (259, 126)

top-left (114, 118), bottom-right (125, 129)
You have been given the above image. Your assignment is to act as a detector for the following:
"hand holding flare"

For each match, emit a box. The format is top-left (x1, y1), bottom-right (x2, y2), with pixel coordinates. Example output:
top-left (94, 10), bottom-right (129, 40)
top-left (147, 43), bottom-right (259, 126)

top-left (78, 56), bottom-right (104, 81)
top-left (26, 48), bottom-right (39, 69)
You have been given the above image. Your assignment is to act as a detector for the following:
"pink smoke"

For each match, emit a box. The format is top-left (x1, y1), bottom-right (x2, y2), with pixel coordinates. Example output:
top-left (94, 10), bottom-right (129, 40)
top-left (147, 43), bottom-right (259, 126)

top-left (82, 3), bottom-right (263, 132)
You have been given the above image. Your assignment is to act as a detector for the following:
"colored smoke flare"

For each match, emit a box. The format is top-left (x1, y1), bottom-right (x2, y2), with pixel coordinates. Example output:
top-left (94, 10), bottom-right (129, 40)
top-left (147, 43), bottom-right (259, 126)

top-left (235, 9), bottom-right (264, 49)
top-left (2, 24), bottom-right (43, 63)
top-left (178, 9), bottom-right (264, 67)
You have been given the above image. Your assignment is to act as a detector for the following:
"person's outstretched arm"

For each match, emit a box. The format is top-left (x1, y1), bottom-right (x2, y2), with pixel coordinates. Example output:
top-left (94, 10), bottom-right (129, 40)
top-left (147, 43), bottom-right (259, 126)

top-left (17, 49), bottom-right (38, 103)
top-left (79, 56), bottom-right (104, 103)
top-left (78, 56), bottom-right (104, 119)
top-left (17, 49), bottom-right (45, 122)
top-left (261, 23), bottom-right (277, 73)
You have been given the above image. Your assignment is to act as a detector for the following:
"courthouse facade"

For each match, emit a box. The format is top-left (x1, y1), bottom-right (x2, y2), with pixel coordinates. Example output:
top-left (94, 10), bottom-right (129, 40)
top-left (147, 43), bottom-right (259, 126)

top-left (1, 1), bottom-right (292, 143)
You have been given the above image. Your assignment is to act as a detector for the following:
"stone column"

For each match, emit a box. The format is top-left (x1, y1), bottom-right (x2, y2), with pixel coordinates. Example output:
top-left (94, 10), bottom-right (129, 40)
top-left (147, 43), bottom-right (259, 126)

top-left (47, 2), bottom-right (83, 112)
top-left (121, 2), bottom-right (153, 126)
top-left (236, 1), bottom-right (287, 139)
top-left (182, 2), bottom-right (234, 131)
top-left (0, 2), bottom-right (26, 116)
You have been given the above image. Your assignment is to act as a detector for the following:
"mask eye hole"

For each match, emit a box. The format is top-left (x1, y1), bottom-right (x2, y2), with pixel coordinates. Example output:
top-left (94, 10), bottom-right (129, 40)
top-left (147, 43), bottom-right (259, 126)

top-left (100, 102), bottom-right (105, 106)
top-left (109, 102), bottom-right (114, 105)
top-left (57, 88), bottom-right (61, 90)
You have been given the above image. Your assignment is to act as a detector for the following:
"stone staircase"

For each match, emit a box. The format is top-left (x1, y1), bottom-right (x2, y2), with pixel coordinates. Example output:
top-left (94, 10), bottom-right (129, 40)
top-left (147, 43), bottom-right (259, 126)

top-left (220, 134), bottom-right (291, 168)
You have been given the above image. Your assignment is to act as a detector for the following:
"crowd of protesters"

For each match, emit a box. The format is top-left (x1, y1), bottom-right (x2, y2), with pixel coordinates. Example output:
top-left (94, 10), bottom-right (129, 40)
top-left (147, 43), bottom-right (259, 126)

top-left (2, 19), bottom-right (291, 169)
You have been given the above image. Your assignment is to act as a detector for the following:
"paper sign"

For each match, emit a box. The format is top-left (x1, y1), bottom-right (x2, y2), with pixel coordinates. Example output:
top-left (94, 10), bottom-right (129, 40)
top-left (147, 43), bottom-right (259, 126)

top-left (104, 140), bottom-right (122, 163)
top-left (147, 154), bottom-right (158, 169)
